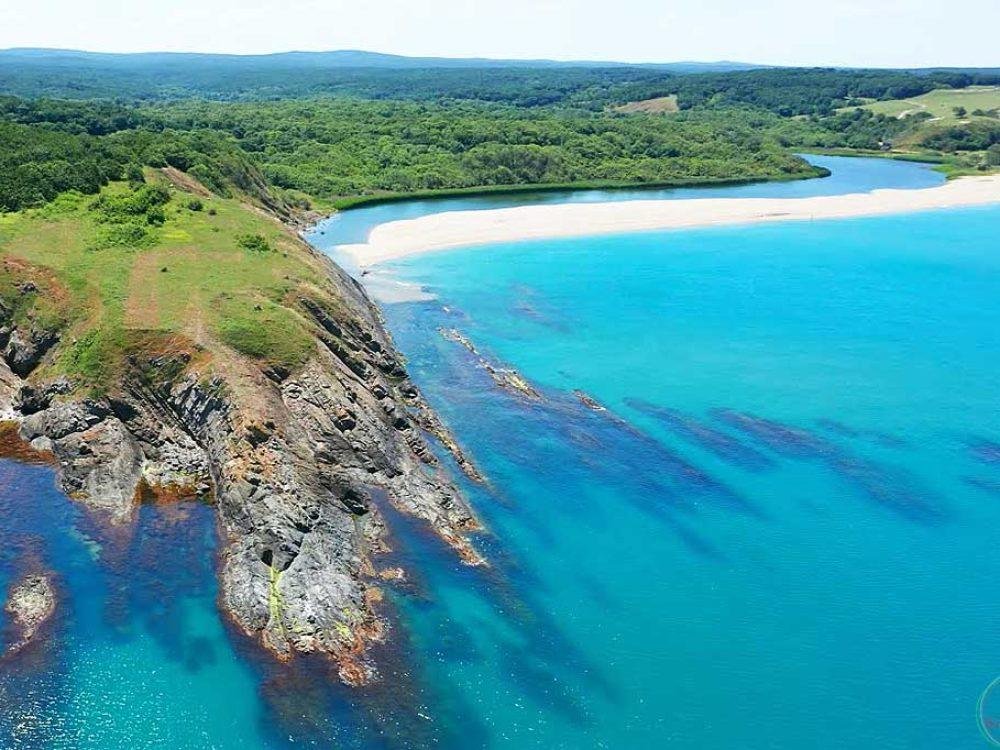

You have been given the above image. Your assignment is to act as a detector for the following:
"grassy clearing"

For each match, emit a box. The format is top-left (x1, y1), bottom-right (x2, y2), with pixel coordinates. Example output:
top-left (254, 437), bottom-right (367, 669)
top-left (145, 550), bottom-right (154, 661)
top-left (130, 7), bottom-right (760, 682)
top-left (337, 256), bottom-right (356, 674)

top-left (614, 95), bottom-right (680, 114)
top-left (213, 294), bottom-right (314, 369)
top-left (0, 171), bottom-right (340, 389)
top-left (847, 86), bottom-right (1000, 122)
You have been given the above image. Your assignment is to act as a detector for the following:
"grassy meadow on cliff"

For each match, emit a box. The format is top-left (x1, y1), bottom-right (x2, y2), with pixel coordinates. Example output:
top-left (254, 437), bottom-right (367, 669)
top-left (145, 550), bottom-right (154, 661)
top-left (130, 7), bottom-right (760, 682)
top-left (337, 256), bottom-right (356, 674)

top-left (0, 169), bottom-right (334, 389)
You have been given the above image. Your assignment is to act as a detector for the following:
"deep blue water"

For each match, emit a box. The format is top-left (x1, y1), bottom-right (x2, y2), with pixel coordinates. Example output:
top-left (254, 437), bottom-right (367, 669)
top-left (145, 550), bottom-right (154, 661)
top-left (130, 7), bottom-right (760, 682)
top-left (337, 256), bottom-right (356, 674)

top-left (5, 155), bottom-right (997, 748)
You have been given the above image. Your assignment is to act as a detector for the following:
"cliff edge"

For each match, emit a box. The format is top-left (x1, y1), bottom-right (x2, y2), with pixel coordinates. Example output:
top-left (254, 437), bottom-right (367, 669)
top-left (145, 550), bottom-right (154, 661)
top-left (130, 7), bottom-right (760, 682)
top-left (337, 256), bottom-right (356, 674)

top-left (0, 172), bottom-right (483, 684)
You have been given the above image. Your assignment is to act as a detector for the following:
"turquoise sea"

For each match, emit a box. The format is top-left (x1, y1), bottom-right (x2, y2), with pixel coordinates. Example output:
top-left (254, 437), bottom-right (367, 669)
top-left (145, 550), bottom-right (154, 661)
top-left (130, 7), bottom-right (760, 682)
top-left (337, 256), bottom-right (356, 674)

top-left (3, 156), bottom-right (1000, 748)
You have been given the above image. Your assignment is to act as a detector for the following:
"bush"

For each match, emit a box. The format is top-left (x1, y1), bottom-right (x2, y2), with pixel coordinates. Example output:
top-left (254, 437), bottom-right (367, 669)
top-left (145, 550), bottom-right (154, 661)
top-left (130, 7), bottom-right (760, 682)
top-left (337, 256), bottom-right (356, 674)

top-left (92, 184), bottom-right (170, 223)
top-left (88, 184), bottom-right (171, 249)
top-left (124, 163), bottom-right (146, 185)
top-left (237, 233), bottom-right (271, 253)
top-left (187, 198), bottom-right (204, 211)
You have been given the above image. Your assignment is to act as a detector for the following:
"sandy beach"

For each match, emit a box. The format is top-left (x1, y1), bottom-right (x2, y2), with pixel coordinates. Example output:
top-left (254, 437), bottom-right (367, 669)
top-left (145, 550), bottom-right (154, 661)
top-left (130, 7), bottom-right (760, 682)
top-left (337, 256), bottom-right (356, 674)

top-left (340, 175), bottom-right (1000, 267)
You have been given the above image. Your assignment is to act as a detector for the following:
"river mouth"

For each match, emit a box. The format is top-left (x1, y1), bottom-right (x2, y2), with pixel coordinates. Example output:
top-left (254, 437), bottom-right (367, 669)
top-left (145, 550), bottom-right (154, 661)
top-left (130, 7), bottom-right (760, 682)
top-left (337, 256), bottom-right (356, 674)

top-left (307, 154), bottom-right (946, 262)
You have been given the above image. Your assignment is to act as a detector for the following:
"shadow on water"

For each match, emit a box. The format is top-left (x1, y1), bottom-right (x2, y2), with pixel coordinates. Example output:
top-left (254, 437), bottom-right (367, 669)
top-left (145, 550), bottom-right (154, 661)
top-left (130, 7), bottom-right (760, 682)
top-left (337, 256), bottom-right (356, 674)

top-left (625, 397), bottom-right (775, 472)
top-left (92, 499), bottom-right (218, 664)
top-left (712, 409), bottom-right (946, 524)
top-left (966, 437), bottom-right (1000, 466)
top-left (814, 418), bottom-right (907, 449)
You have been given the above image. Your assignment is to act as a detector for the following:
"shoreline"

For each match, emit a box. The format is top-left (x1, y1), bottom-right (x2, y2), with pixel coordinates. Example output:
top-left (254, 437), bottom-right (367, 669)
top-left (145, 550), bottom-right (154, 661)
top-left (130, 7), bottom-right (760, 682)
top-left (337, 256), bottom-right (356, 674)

top-left (339, 175), bottom-right (1000, 267)
top-left (328, 166), bottom-right (830, 211)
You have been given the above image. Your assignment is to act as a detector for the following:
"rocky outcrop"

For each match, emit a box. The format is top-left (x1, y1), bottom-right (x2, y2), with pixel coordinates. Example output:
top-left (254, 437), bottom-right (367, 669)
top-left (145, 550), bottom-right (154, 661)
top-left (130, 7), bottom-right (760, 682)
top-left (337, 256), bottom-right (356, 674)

top-left (0, 249), bottom-right (484, 684)
top-left (4, 574), bottom-right (56, 654)
top-left (19, 400), bottom-right (147, 522)
top-left (440, 327), bottom-right (540, 399)
top-left (0, 304), bottom-right (60, 379)
top-left (0, 359), bottom-right (16, 420)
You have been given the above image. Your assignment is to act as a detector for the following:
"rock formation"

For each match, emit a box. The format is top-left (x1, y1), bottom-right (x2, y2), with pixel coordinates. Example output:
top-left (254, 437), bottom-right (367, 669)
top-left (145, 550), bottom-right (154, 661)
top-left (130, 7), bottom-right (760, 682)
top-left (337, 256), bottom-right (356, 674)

top-left (1, 248), bottom-right (483, 684)
top-left (4, 574), bottom-right (55, 654)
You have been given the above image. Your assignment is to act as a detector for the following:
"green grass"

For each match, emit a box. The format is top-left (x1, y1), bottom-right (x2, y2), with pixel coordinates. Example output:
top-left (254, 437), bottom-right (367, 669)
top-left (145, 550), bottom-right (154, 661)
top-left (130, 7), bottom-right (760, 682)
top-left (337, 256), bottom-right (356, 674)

top-left (0, 172), bottom-right (341, 389)
top-left (847, 86), bottom-right (1000, 122)
top-left (213, 295), bottom-right (314, 370)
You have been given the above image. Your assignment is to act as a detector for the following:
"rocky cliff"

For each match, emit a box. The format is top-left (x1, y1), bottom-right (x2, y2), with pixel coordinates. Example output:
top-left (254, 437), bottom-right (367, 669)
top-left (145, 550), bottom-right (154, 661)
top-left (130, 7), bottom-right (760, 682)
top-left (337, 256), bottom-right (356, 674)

top-left (0, 240), bottom-right (483, 685)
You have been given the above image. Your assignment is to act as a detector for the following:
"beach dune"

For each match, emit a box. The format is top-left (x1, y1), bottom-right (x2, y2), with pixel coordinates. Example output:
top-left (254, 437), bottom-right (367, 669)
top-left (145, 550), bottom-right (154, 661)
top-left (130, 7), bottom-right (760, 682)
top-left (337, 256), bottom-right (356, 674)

top-left (340, 175), bottom-right (1000, 267)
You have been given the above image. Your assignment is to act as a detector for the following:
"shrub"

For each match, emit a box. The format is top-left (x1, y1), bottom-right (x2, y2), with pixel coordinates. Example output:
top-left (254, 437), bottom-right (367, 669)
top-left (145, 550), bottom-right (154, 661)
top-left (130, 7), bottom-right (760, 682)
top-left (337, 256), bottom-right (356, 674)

top-left (237, 233), bottom-right (271, 253)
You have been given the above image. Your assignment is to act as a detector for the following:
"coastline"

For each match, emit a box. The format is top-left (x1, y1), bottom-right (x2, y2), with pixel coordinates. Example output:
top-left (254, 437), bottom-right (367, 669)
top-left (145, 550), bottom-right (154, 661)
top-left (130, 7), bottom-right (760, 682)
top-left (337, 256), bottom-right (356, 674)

top-left (340, 174), bottom-right (1000, 267)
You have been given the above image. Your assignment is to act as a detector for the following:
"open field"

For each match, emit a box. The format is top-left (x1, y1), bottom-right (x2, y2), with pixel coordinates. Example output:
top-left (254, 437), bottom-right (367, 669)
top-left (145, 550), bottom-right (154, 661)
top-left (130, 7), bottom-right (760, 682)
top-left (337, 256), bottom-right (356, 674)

top-left (847, 86), bottom-right (1000, 121)
top-left (614, 95), bottom-right (680, 114)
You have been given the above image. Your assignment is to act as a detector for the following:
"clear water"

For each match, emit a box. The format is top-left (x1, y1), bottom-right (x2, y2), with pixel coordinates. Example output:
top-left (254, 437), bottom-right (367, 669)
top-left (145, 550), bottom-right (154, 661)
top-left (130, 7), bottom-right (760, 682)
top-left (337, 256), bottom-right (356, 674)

top-left (5, 155), bottom-right (995, 748)
top-left (377, 205), bottom-right (1000, 749)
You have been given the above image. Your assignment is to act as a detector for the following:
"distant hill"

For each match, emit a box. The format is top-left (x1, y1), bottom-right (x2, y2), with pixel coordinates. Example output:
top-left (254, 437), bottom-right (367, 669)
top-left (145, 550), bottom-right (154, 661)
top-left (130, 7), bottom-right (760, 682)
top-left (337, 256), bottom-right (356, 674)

top-left (0, 47), bottom-right (763, 72)
top-left (0, 48), bottom-right (765, 103)
top-left (0, 49), bottom-right (996, 108)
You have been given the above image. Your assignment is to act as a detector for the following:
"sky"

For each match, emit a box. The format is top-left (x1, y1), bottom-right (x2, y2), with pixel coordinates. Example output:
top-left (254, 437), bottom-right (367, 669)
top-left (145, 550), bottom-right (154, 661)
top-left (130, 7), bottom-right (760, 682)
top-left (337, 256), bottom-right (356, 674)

top-left (0, 0), bottom-right (997, 68)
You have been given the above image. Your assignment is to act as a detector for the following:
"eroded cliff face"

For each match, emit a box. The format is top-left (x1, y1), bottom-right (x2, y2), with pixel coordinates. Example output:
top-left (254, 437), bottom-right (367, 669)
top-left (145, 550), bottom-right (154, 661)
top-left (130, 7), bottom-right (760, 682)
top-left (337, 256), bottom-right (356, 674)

top-left (0, 251), bottom-right (483, 685)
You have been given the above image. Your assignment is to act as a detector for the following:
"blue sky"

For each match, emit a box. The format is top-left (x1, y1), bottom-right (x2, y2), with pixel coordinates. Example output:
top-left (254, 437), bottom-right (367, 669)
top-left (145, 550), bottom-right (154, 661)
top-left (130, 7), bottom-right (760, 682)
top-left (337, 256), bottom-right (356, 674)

top-left (0, 0), bottom-right (997, 67)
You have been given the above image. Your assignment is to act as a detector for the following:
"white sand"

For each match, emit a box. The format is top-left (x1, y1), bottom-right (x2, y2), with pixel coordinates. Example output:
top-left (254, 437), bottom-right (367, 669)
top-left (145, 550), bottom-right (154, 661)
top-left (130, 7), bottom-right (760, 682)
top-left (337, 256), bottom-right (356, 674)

top-left (339, 175), bottom-right (1000, 267)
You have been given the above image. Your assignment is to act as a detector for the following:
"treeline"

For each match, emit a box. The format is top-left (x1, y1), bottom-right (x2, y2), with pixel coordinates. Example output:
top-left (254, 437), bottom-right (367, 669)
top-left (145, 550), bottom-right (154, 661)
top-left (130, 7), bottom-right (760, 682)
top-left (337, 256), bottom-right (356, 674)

top-left (0, 100), bottom-right (288, 212)
top-left (592, 69), bottom-right (1000, 116)
top-left (150, 100), bottom-right (818, 198)
top-left (921, 120), bottom-right (1000, 152)
top-left (2, 51), bottom-right (999, 118)
top-left (778, 108), bottom-right (922, 150)
top-left (0, 58), bottom-right (666, 106)
top-left (0, 122), bottom-right (127, 211)
top-left (2, 83), bottom-right (995, 214)
top-left (0, 97), bottom-right (826, 212)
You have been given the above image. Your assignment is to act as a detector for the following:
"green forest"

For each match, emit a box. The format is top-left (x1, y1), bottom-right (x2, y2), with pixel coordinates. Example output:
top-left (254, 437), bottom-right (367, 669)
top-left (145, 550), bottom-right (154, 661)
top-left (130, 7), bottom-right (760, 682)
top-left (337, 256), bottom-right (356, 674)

top-left (2, 55), bottom-right (999, 214)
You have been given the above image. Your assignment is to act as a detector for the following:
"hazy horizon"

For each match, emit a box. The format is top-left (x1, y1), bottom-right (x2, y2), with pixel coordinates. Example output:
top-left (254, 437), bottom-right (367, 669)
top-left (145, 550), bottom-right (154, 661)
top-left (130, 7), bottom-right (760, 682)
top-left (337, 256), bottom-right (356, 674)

top-left (0, 46), bottom-right (996, 72)
top-left (0, 0), bottom-right (997, 69)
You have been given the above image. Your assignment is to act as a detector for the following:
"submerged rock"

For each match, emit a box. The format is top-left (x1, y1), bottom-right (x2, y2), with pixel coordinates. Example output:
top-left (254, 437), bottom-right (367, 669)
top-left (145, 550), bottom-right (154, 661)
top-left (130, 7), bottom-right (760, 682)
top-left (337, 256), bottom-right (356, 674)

top-left (4, 574), bottom-right (56, 654)
top-left (439, 327), bottom-right (541, 400)
top-left (574, 390), bottom-right (607, 412)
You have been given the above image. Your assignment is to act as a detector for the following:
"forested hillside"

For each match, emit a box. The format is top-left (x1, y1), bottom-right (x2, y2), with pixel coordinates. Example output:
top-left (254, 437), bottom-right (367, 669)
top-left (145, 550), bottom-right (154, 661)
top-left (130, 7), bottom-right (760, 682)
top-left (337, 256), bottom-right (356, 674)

top-left (1, 52), bottom-right (999, 214)
top-left (0, 97), bottom-right (827, 212)
top-left (2, 49), bottom-right (998, 113)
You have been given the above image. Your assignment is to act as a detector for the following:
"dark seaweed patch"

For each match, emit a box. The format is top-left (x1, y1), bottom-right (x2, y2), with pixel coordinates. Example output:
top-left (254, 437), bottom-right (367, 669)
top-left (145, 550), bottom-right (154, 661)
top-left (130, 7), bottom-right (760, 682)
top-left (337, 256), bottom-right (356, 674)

top-left (713, 409), bottom-right (829, 458)
top-left (968, 438), bottom-right (1000, 466)
top-left (714, 409), bottom-right (945, 524)
top-left (371, 493), bottom-right (619, 731)
top-left (815, 418), bottom-right (906, 449)
top-left (626, 398), bottom-right (775, 472)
